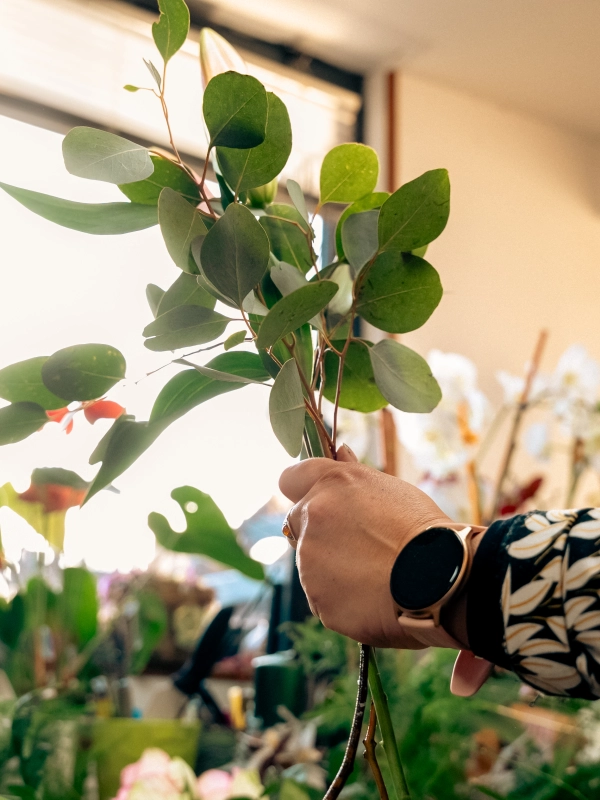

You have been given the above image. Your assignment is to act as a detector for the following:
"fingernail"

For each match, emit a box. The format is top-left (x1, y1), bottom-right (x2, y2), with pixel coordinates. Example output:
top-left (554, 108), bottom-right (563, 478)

top-left (343, 444), bottom-right (356, 458)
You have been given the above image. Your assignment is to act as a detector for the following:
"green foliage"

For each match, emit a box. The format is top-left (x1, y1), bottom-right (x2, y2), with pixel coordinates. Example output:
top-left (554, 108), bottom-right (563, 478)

top-left (41, 344), bottom-right (126, 402)
top-left (201, 202), bottom-right (270, 305)
top-left (152, 0), bottom-right (190, 63)
top-left (59, 568), bottom-right (98, 646)
top-left (223, 330), bottom-right (247, 350)
top-left (335, 191), bottom-right (389, 259)
top-left (146, 283), bottom-right (165, 316)
top-left (287, 179), bottom-right (309, 223)
top-left (62, 127), bottom-right (153, 184)
top-left (131, 590), bottom-right (168, 674)
top-left (158, 187), bottom-right (207, 273)
top-left (341, 209), bottom-right (379, 275)
top-left (269, 359), bottom-right (305, 457)
top-left (320, 143), bottom-right (379, 204)
top-left (203, 72), bottom-right (268, 149)
top-left (255, 282), bottom-right (338, 349)
top-left (217, 93), bottom-right (292, 193)
top-left (369, 339), bottom-right (442, 413)
top-left (323, 340), bottom-right (387, 413)
top-left (0, 357), bottom-right (66, 410)
top-left (119, 155), bottom-right (200, 205)
top-left (156, 272), bottom-right (215, 315)
top-left (378, 168), bottom-right (450, 252)
top-left (0, 183), bottom-right (157, 234)
top-left (143, 305), bottom-right (230, 350)
top-left (149, 485), bottom-right (264, 579)
top-left (259, 204), bottom-right (313, 272)
top-left (0, 403), bottom-right (48, 445)
top-left (355, 252), bottom-right (442, 334)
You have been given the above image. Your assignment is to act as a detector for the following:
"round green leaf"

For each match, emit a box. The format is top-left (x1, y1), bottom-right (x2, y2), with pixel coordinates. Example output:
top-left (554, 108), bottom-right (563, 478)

top-left (0, 357), bottom-right (67, 409)
top-left (158, 187), bottom-right (207, 273)
top-left (287, 179), bottom-right (309, 222)
top-left (41, 344), bottom-right (126, 402)
top-left (369, 340), bottom-right (441, 413)
top-left (256, 281), bottom-right (338, 350)
top-left (323, 340), bottom-right (387, 413)
top-left (259, 204), bottom-right (312, 273)
top-left (355, 252), bottom-right (442, 334)
top-left (224, 330), bottom-right (247, 350)
top-left (156, 272), bottom-right (215, 317)
top-left (378, 169), bottom-right (450, 253)
top-left (320, 143), bottom-right (379, 205)
top-left (0, 182), bottom-right (158, 234)
top-left (147, 283), bottom-right (166, 317)
top-left (62, 127), bottom-right (153, 184)
top-left (269, 359), bottom-right (305, 457)
top-left (335, 191), bottom-right (389, 259)
top-left (217, 92), bottom-right (292, 193)
top-left (143, 306), bottom-right (230, 351)
top-left (0, 402), bottom-right (48, 445)
top-left (341, 209), bottom-right (379, 276)
top-left (203, 72), bottom-right (268, 149)
top-left (119, 155), bottom-right (200, 206)
top-left (200, 202), bottom-right (270, 306)
top-left (152, 0), bottom-right (190, 63)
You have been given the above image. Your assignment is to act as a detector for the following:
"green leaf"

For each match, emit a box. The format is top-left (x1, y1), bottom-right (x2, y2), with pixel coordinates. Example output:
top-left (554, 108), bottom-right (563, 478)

top-left (0, 182), bottom-right (158, 234)
top-left (143, 306), bottom-right (229, 351)
top-left (369, 340), bottom-right (441, 412)
top-left (62, 127), bottom-right (153, 184)
top-left (0, 357), bottom-right (67, 409)
top-left (149, 486), bottom-right (264, 580)
top-left (119, 155), bottom-right (200, 205)
top-left (59, 568), bottom-right (98, 645)
top-left (152, 0), bottom-right (190, 62)
top-left (200, 202), bottom-right (270, 306)
top-left (158, 187), bottom-right (207, 273)
top-left (85, 417), bottom-right (165, 503)
top-left (123, 84), bottom-right (140, 92)
top-left (183, 363), bottom-right (268, 385)
top-left (269, 359), bottom-right (304, 457)
top-left (217, 93), bottom-right (292, 193)
top-left (342, 209), bottom-right (379, 276)
top-left (319, 143), bottom-right (379, 205)
top-left (30, 467), bottom-right (88, 489)
top-left (223, 330), bottom-right (246, 350)
top-left (146, 283), bottom-right (165, 317)
top-left (269, 262), bottom-right (322, 330)
top-left (150, 352), bottom-right (270, 423)
top-left (203, 72), bottom-right (268, 149)
top-left (41, 344), bottom-right (126, 402)
top-left (355, 252), bottom-right (442, 334)
top-left (131, 590), bottom-right (168, 674)
top-left (0, 594), bottom-right (25, 648)
top-left (0, 403), bottom-right (48, 445)
top-left (216, 172), bottom-right (235, 210)
top-left (256, 281), bottom-right (337, 349)
top-left (287, 179), bottom-right (309, 222)
top-left (323, 340), bottom-right (387, 413)
top-left (335, 191), bottom-right (389, 259)
top-left (144, 58), bottom-right (162, 89)
top-left (259, 204), bottom-right (312, 273)
top-left (378, 169), bottom-right (450, 252)
top-left (156, 272), bottom-right (215, 316)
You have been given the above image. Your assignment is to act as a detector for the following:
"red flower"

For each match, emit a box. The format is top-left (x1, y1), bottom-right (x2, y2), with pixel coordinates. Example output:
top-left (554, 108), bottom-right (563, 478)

top-left (83, 400), bottom-right (125, 424)
top-left (18, 483), bottom-right (87, 513)
top-left (46, 407), bottom-right (70, 423)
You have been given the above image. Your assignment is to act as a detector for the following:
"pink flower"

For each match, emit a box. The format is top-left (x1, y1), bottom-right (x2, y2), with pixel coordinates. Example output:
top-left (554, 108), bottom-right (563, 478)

top-left (196, 770), bottom-right (233, 800)
top-left (112, 749), bottom-right (198, 800)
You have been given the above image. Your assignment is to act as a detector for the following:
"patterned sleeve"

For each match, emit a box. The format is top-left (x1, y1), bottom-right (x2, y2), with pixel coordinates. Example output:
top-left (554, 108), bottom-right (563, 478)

top-left (467, 509), bottom-right (600, 698)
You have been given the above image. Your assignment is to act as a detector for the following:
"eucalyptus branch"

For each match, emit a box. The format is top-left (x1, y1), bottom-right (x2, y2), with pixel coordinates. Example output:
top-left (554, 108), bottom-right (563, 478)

top-left (363, 702), bottom-right (389, 800)
top-left (332, 321), bottom-right (353, 447)
top-left (324, 643), bottom-right (370, 800)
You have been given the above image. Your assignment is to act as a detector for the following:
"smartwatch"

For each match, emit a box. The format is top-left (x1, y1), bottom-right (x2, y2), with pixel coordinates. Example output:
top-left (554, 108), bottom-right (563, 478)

top-left (390, 525), bottom-right (493, 697)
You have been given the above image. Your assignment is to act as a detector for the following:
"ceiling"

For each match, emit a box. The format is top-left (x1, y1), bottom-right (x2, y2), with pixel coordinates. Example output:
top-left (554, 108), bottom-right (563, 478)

top-left (192, 0), bottom-right (600, 137)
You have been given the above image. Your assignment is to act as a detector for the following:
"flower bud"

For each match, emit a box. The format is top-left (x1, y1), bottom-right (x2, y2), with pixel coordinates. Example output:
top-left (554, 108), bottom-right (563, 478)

top-left (246, 178), bottom-right (278, 209)
top-left (199, 28), bottom-right (247, 91)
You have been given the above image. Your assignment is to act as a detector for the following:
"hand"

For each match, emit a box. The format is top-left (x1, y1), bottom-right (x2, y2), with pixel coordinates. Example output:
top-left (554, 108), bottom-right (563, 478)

top-left (279, 445), bottom-right (457, 649)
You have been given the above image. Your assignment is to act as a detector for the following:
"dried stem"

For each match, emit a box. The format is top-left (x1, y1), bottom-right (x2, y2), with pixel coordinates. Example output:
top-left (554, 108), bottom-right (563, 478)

top-left (380, 408), bottom-right (399, 476)
top-left (332, 327), bottom-right (353, 448)
top-left (489, 329), bottom-right (548, 521)
top-left (363, 702), bottom-right (389, 800)
top-left (323, 644), bottom-right (370, 800)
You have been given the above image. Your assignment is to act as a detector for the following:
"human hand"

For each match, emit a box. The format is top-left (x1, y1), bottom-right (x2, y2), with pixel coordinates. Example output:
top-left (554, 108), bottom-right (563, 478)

top-left (279, 446), bottom-right (456, 649)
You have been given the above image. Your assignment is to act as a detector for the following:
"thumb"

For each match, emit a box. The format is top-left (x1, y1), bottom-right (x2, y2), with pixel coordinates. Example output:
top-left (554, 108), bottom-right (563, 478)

top-left (336, 443), bottom-right (358, 463)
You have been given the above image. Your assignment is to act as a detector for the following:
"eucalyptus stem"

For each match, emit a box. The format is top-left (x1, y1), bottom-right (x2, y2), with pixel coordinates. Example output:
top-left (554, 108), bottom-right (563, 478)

top-left (368, 650), bottom-right (411, 800)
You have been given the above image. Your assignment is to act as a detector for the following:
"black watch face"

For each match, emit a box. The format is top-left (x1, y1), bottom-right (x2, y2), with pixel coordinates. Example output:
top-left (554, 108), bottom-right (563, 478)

top-left (390, 527), bottom-right (465, 611)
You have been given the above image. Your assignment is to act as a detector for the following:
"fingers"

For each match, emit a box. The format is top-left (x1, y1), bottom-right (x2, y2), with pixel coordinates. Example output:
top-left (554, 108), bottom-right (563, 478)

top-left (279, 457), bottom-right (339, 502)
top-left (336, 443), bottom-right (358, 463)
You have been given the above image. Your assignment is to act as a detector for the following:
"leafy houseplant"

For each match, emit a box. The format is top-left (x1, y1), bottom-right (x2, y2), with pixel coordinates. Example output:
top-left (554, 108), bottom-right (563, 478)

top-left (0, 1), bottom-right (451, 797)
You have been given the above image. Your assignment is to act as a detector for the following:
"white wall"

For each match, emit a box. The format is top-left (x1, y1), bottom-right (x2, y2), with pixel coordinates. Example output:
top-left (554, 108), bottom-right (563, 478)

top-left (385, 73), bottom-right (600, 403)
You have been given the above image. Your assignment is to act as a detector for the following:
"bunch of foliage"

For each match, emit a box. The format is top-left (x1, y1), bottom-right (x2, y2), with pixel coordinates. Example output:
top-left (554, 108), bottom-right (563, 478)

top-left (0, 1), bottom-right (452, 797)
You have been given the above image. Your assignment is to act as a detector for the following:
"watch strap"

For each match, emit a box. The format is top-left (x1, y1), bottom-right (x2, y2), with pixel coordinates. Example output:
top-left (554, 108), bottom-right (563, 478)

top-left (398, 615), bottom-right (462, 649)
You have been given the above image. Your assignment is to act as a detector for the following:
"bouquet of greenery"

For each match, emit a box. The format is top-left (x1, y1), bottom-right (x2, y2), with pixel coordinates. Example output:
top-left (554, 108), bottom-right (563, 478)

top-left (0, 1), bottom-right (452, 797)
